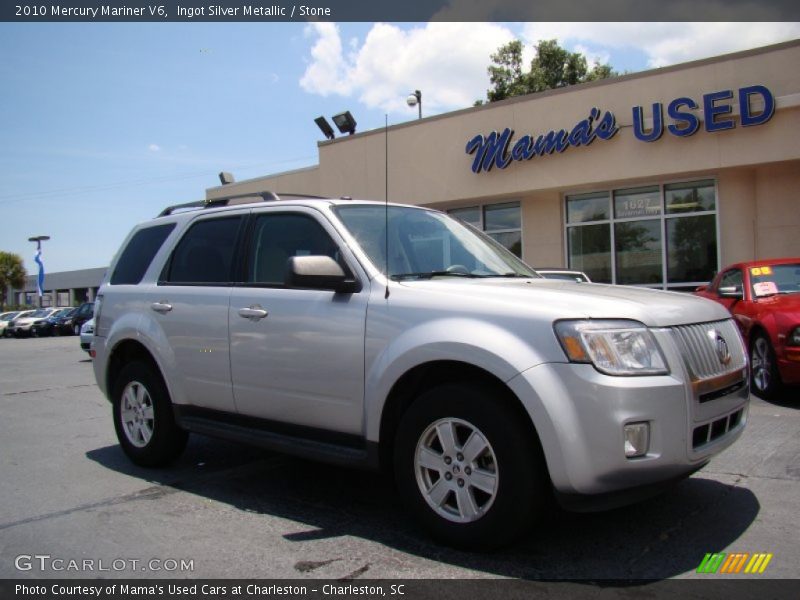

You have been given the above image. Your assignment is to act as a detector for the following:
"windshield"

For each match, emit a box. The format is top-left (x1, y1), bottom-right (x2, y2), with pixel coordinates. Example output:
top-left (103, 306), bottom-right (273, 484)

top-left (750, 263), bottom-right (800, 297)
top-left (30, 309), bottom-right (51, 318)
top-left (334, 205), bottom-right (537, 280)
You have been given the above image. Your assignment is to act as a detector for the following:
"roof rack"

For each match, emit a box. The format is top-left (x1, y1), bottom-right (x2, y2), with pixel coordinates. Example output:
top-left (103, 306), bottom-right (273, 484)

top-left (157, 191), bottom-right (330, 217)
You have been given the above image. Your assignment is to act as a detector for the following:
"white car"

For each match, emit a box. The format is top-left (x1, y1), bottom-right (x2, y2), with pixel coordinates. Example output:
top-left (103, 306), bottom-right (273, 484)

top-left (80, 318), bottom-right (95, 353)
top-left (0, 311), bottom-right (21, 337)
top-left (6, 309), bottom-right (58, 338)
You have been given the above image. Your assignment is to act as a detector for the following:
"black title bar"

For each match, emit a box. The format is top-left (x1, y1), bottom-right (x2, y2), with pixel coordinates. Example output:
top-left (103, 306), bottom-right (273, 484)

top-left (3, 0), bottom-right (800, 22)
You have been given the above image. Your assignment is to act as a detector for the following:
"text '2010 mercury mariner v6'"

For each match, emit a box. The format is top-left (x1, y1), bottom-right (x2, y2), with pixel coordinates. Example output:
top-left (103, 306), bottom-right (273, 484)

top-left (92, 193), bottom-right (749, 549)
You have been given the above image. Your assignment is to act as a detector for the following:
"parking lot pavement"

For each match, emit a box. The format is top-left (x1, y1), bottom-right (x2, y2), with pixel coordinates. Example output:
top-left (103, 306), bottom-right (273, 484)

top-left (1, 336), bottom-right (799, 581)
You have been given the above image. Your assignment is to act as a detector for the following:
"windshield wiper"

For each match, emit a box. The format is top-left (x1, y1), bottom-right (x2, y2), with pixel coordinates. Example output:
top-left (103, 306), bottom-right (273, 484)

top-left (390, 271), bottom-right (479, 281)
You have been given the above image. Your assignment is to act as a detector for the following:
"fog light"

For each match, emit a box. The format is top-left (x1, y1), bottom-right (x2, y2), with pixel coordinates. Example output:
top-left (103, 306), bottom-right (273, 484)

top-left (624, 422), bottom-right (650, 458)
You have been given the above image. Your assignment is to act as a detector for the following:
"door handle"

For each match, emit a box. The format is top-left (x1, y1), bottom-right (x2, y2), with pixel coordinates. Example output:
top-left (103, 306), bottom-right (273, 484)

top-left (151, 301), bottom-right (173, 314)
top-left (238, 305), bottom-right (269, 321)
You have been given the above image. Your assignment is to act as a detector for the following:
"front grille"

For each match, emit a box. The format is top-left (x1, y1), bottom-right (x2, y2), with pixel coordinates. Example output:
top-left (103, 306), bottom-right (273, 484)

top-left (692, 408), bottom-right (744, 449)
top-left (671, 319), bottom-right (746, 380)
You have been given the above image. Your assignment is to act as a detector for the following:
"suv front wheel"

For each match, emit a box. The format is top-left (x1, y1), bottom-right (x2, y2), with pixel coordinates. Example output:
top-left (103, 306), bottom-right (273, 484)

top-left (112, 361), bottom-right (188, 467)
top-left (394, 383), bottom-right (548, 549)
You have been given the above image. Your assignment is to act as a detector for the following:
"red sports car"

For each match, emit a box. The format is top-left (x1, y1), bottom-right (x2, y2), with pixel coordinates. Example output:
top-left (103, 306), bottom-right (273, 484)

top-left (696, 258), bottom-right (800, 399)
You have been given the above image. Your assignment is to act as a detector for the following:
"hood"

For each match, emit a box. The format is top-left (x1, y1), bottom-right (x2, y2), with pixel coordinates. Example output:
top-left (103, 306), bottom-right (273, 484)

top-left (399, 278), bottom-right (731, 328)
top-left (754, 292), bottom-right (800, 315)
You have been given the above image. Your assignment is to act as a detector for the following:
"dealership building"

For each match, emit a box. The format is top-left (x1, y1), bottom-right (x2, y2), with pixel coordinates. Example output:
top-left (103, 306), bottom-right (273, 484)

top-left (207, 40), bottom-right (800, 291)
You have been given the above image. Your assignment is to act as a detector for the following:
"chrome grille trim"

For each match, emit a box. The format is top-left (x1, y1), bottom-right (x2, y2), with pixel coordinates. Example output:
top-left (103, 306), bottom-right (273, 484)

top-left (670, 319), bottom-right (747, 380)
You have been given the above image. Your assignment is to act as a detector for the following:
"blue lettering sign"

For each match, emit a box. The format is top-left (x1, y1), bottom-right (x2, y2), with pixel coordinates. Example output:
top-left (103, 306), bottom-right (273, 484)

top-left (703, 90), bottom-right (735, 132)
top-left (667, 97), bottom-right (700, 137)
top-left (632, 103), bottom-right (663, 142)
top-left (466, 129), bottom-right (513, 173)
top-left (466, 85), bottom-right (774, 173)
top-left (739, 85), bottom-right (775, 127)
top-left (466, 109), bottom-right (618, 174)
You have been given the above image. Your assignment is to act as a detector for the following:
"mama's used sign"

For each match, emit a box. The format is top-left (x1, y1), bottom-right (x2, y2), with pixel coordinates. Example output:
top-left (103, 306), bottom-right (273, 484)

top-left (466, 85), bottom-right (774, 174)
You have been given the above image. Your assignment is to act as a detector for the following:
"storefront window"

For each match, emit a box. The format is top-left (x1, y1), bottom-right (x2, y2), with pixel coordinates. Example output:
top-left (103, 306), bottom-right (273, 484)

top-left (568, 224), bottom-right (611, 283)
top-left (448, 201), bottom-right (522, 257)
top-left (567, 192), bottom-right (609, 223)
top-left (566, 180), bottom-right (718, 289)
top-left (666, 214), bottom-right (717, 283)
top-left (448, 206), bottom-right (481, 228)
top-left (665, 180), bottom-right (715, 214)
top-left (615, 220), bottom-right (662, 285)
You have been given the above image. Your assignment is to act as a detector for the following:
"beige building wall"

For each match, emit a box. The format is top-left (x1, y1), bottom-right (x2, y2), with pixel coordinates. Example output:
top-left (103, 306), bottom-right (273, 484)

top-left (208, 40), bottom-right (800, 272)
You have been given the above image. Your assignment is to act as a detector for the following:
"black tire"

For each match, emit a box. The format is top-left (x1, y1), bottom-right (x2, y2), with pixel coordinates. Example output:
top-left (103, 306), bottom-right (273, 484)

top-left (112, 361), bottom-right (188, 467)
top-left (750, 332), bottom-right (782, 399)
top-left (394, 382), bottom-right (548, 550)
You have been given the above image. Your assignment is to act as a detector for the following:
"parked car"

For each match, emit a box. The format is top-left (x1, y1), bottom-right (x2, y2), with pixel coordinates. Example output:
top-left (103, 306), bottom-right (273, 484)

top-left (0, 311), bottom-right (21, 337)
top-left (71, 301), bottom-right (95, 335)
top-left (30, 307), bottom-right (76, 337)
top-left (6, 308), bottom-right (59, 338)
top-left (696, 258), bottom-right (800, 399)
top-left (93, 193), bottom-right (748, 549)
top-left (536, 268), bottom-right (592, 283)
top-left (80, 318), bottom-right (94, 353)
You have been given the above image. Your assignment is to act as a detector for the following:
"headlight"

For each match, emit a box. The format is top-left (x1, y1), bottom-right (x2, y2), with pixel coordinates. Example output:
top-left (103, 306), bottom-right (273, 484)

top-left (789, 327), bottom-right (800, 346)
top-left (554, 319), bottom-right (669, 376)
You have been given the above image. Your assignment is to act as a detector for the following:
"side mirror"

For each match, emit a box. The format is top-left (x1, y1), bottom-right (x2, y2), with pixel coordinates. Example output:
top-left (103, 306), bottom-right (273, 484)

top-left (285, 255), bottom-right (361, 293)
top-left (718, 286), bottom-right (743, 300)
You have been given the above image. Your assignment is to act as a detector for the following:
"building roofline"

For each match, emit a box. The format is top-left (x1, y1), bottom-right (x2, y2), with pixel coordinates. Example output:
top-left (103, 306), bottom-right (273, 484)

top-left (217, 38), bottom-right (800, 189)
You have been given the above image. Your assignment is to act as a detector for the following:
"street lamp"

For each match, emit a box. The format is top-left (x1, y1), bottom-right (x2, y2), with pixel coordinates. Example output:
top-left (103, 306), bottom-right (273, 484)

top-left (407, 90), bottom-right (422, 119)
top-left (28, 235), bottom-right (50, 307)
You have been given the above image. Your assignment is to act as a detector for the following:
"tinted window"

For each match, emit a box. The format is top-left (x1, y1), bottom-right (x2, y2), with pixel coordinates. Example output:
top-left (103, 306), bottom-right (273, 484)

top-left (110, 224), bottom-right (175, 285)
top-left (164, 217), bottom-right (243, 284)
top-left (248, 214), bottom-right (340, 285)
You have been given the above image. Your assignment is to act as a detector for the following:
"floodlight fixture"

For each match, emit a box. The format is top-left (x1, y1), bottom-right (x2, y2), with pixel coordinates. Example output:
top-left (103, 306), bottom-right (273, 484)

top-left (219, 172), bottom-right (235, 185)
top-left (314, 116), bottom-right (336, 140)
top-left (332, 111), bottom-right (357, 135)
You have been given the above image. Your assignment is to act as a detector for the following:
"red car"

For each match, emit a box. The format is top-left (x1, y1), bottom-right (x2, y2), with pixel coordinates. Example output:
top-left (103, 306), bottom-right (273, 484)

top-left (696, 258), bottom-right (800, 399)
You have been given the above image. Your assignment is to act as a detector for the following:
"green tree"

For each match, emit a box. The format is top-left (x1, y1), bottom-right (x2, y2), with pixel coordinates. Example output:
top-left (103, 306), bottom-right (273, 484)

top-left (483, 39), bottom-right (617, 103)
top-left (0, 251), bottom-right (27, 311)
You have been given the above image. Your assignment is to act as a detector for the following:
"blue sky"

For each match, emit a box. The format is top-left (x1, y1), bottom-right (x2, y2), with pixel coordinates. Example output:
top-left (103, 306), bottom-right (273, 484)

top-left (1, 22), bottom-right (798, 274)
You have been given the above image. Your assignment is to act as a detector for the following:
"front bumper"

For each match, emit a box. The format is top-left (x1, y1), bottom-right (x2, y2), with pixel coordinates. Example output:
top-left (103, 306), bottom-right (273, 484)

top-left (778, 347), bottom-right (800, 385)
top-left (507, 356), bottom-right (748, 505)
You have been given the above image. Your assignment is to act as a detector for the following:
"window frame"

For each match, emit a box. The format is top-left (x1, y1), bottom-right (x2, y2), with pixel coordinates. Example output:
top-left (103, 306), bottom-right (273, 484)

top-left (447, 200), bottom-right (522, 258)
top-left (564, 177), bottom-right (720, 290)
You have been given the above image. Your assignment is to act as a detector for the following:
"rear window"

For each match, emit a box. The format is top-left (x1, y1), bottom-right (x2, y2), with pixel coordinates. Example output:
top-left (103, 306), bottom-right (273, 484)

top-left (110, 224), bottom-right (175, 285)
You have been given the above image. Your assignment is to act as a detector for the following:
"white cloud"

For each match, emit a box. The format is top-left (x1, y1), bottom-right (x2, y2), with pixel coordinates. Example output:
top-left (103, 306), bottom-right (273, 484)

top-left (521, 23), bottom-right (800, 68)
top-left (300, 22), bottom-right (516, 114)
top-left (148, 144), bottom-right (161, 152)
top-left (299, 22), bottom-right (800, 116)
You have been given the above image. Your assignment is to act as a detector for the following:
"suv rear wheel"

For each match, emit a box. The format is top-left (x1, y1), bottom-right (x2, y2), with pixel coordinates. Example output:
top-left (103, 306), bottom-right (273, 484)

top-left (112, 361), bottom-right (188, 467)
top-left (394, 383), bottom-right (547, 549)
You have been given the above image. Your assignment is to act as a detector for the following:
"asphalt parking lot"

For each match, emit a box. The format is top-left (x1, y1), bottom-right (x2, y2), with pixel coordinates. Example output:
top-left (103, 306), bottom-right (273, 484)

top-left (1, 336), bottom-right (798, 582)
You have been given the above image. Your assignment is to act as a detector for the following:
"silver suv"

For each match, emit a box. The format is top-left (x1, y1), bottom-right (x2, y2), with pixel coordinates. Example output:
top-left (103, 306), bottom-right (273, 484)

top-left (93, 193), bottom-right (749, 549)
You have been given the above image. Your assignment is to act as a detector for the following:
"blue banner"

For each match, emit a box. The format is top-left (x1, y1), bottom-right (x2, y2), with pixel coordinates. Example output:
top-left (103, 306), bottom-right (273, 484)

top-left (34, 248), bottom-right (44, 297)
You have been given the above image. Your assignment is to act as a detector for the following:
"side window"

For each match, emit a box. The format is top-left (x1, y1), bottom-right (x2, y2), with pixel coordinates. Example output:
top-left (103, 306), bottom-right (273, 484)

top-left (110, 223), bottom-right (175, 285)
top-left (718, 269), bottom-right (742, 292)
top-left (248, 213), bottom-right (341, 285)
top-left (162, 216), bottom-right (243, 285)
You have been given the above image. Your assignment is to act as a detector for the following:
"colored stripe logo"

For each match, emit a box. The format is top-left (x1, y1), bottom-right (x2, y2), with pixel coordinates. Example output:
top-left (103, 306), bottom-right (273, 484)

top-left (696, 552), bottom-right (773, 574)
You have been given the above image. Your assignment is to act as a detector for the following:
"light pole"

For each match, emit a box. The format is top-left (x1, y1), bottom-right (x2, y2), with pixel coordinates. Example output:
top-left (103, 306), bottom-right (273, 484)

top-left (407, 90), bottom-right (422, 119)
top-left (28, 235), bottom-right (50, 308)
